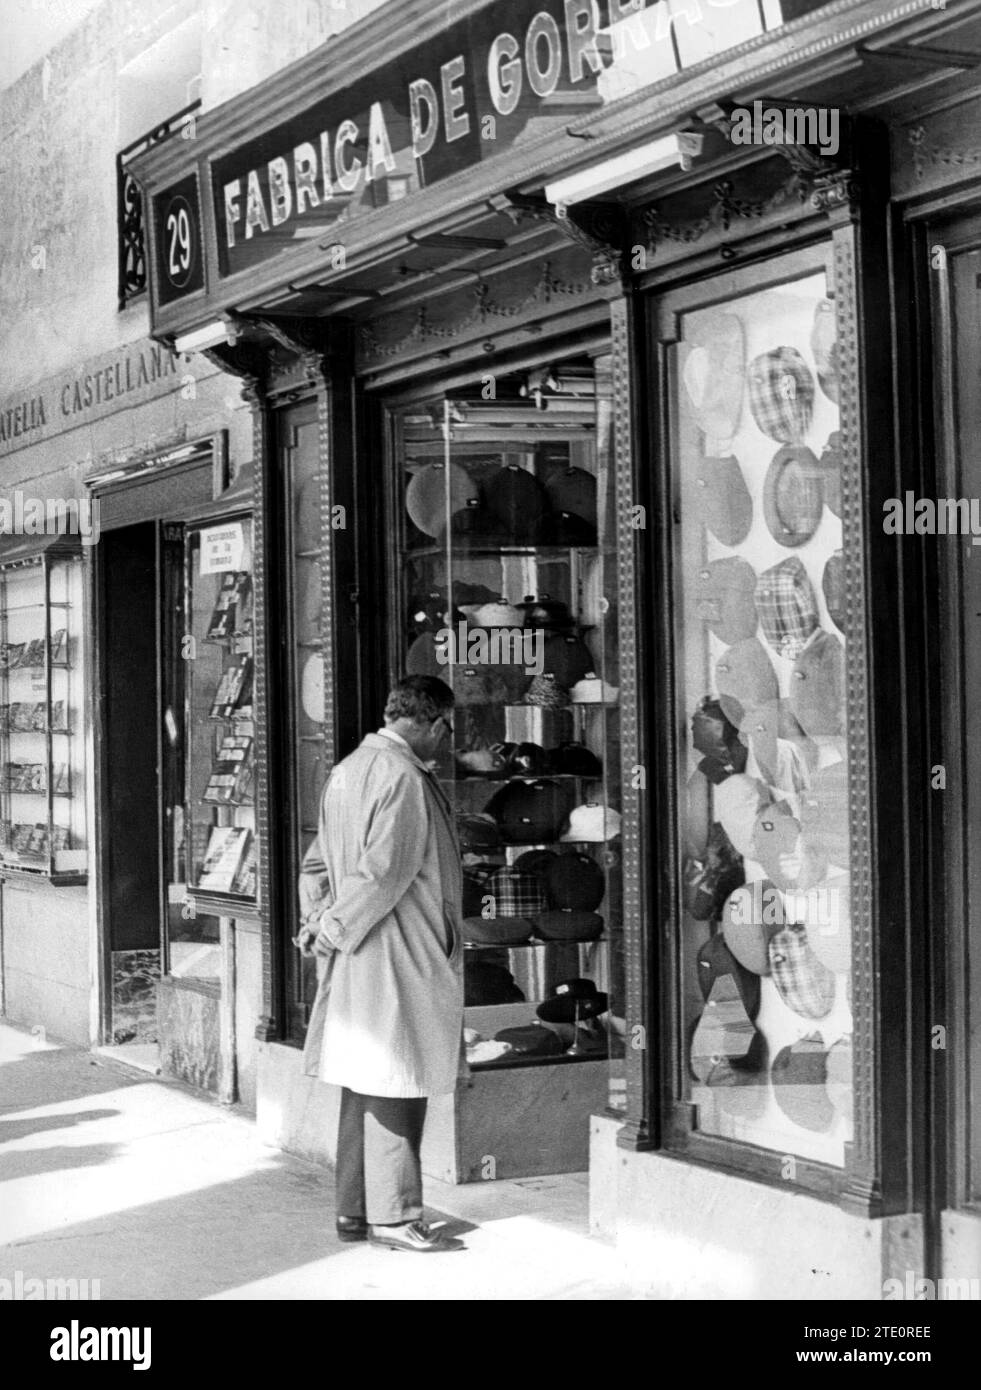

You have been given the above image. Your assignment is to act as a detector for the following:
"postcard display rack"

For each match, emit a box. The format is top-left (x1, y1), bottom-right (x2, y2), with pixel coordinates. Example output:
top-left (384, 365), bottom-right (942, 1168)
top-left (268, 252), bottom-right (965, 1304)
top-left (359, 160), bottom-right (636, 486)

top-left (396, 382), bottom-right (623, 1180)
top-left (0, 542), bottom-right (87, 883)
top-left (184, 520), bottom-right (257, 915)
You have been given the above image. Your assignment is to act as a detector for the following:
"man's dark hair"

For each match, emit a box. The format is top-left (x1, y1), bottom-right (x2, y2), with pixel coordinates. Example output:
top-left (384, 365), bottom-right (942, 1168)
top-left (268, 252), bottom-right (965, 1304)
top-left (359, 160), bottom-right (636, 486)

top-left (384, 675), bottom-right (454, 724)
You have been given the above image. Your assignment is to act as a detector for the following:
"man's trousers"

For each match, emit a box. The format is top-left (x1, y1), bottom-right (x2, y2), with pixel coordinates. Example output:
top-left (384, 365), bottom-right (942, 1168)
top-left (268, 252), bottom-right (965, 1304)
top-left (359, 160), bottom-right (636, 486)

top-left (335, 1087), bottom-right (429, 1225)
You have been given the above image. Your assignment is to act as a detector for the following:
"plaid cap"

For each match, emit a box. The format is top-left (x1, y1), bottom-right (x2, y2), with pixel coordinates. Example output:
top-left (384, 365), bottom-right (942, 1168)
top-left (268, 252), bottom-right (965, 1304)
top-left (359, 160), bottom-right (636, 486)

top-left (811, 299), bottom-right (839, 404)
top-left (682, 314), bottom-right (745, 443)
top-left (693, 454), bottom-right (753, 546)
top-left (822, 550), bottom-right (845, 632)
top-left (762, 446), bottom-right (824, 547)
top-left (791, 629), bottom-right (845, 737)
top-left (721, 881), bottom-right (784, 975)
top-left (715, 638), bottom-right (779, 726)
top-left (748, 346), bottom-right (815, 444)
top-left (768, 923), bottom-right (836, 1020)
top-left (819, 430), bottom-right (842, 517)
top-left (771, 1033), bottom-right (836, 1132)
top-left (405, 461), bottom-right (479, 537)
top-left (755, 557), bottom-right (820, 661)
top-left (462, 862), bottom-right (497, 917)
top-left (544, 851), bottom-right (604, 910)
top-left (695, 558), bottom-right (759, 646)
top-left (800, 759), bottom-right (849, 869)
top-left (484, 865), bottom-right (548, 918)
top-left (690, 976), bottom-right (766, 1083)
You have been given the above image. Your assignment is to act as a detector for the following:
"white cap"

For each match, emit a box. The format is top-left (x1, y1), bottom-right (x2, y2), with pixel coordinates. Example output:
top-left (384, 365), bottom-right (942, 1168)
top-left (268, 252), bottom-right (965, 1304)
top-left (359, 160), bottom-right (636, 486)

top-left (561, 802), bottom-right (622, 842)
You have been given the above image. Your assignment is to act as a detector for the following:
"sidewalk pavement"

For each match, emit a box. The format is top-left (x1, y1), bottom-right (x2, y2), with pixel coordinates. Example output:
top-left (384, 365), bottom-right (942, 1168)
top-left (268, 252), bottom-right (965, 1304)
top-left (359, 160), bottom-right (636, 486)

top-left (0, 1022), bottom-right (642, 1300)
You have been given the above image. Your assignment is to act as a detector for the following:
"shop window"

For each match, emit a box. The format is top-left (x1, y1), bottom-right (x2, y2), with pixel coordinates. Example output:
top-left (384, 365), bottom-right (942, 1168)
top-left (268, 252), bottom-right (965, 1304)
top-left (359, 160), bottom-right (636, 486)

top-left (388, 362), bottom-right (625, 1103)
top-left (668, 265), bottom-right (852, 1164)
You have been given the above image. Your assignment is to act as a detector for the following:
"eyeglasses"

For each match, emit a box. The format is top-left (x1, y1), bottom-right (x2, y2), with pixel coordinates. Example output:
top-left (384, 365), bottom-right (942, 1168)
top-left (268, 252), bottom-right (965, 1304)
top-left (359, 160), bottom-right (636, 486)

top-left (432, 714), bottom-right (453, 735)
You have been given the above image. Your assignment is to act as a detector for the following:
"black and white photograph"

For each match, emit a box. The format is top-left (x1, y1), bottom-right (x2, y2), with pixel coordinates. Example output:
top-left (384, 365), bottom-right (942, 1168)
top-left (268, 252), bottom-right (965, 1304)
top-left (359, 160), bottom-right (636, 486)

top-left (0, 0), bottom-right (977, 1346)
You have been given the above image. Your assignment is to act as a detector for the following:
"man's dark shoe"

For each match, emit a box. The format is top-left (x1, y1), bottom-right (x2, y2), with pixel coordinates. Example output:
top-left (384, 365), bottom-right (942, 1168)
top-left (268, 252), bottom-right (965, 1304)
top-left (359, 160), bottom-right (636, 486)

top-left (335, 1215), bottom-right (368, 1243)
top-left (368, 1220), bottom-right (448, 1252)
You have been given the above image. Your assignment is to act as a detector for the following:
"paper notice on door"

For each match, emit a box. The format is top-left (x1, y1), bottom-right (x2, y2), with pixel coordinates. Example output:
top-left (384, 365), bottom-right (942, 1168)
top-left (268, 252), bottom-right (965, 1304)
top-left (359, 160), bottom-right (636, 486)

top-left (200, 522), bottom-right (245, 574)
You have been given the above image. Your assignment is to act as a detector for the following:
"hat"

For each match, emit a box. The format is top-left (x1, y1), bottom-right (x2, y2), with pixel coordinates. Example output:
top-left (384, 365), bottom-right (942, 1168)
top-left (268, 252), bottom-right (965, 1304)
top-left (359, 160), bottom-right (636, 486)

top-left (738, 699), bottom-right (815, 792)
top-left (748, 346), bottom-right (815, 444)
top-left (771, 1033), bottom-right (836, 1132)
top-left (544, 851), bottom-right (604, 910)
top-left (545, 467), bottom-right (597, 526)
top-left (493, 1024), bottom-right (565, 1058)
top-left (825, 1034), bottom-right (853, 1126)
top-left (799, 759), bottom-right (849, 869)
top-left (462, 862), bottom-right (496, 916)
top-left (762, 446), bottom-right (824, 547)
top-left (682, 314), bottom-right (745, 442)
top-left (693, 454), bottom-right (753, 547)
top-left (801, 870), bottom-right (851, 973)
top-left (691, 697), bottom-right (743, 766)
top-left (495, 741), bottom-right (549, 777)
top-left (751, 799), bottom-right (823, 891)
top-left (483, 865), bottom-right (548, 918)
top-left (456, 746), bottom-right (504, 776)
top-left (684, 822), bottom-right (745, 921)
top-left (521, 673), bottom-right (571, 709)
top-left (462, 915), bottom-right (534, 945)
top-left (811, 299), bottom-right (839, 404)
top-left (768, 922), bottom-right (836, 1019)
top-left (516, 595), bottom-right (574, 630)
top-left (405, 461), bottom-right (479, 536)
top-left (472, 598), bottom-right (524, 628)
top-left (513, 848), bottom-right (559, 877)
top-left (484, 464), bottom-right (548, 542)
top-left (690, 978), bottom-right (767, 1083)
top-left (548, 742), bottom-right (603, 779)
top-left (755, 557), bottom-right (820, 661)
top-left (818, 430), bottom-right (842, 517)
top-left (486, 778), bottom-right (573, 844)
top-left (406, 631), bottom-right (445, 677)
top-left (548, 511), bottom-right (599, 546)
top-left (449, 498), bottom-right (501, 543)
top-left (464, 960), bottom-right (525, 1006)
top-left (695, 558), bottom-right (759, 646)
top-left (456, 812), bottom-right (502, 851)
top-left (715, 638), bottom-right (778, 726)
top-left (569, 674), bottom-right (619, 705)
top-left (537, 977), bottom-right (609, 1023)
top-left (561, 802), bottom-right (623, 842)
top-left (721, 881), bottom-right (784, 975)
top-left (713, 773), bottom-right (768, 858)
top-left (542, 633), bottom-right (594, 690)
top-left (452, 667), bottom-right (525, 706)
top-left (532, 909), bottom-right (604, 941)
top-left (791, 629), bottom-right (845, 737)
top-left (822, 551), bottom-right (845, 632)
top-left (697, 931), bottom-right (761, 1019)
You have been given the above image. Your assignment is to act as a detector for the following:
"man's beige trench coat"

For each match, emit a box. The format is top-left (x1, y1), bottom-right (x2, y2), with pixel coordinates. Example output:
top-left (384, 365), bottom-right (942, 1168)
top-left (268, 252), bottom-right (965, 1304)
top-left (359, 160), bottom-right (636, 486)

top-left (299, 732), bottom-right (464, 1098)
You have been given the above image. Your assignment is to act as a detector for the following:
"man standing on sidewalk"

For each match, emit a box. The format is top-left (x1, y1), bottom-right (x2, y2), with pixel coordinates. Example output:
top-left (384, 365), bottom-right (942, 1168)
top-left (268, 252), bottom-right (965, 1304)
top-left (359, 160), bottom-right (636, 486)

top-left (298, 675), bottom-right (464, 1253)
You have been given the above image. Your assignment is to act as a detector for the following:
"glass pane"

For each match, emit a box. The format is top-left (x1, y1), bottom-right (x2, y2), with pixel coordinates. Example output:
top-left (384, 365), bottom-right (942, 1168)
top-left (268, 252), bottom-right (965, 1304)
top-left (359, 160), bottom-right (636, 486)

top-left (393, 365), bottom-right (624, 1084)
top-left (672, 269), bottom-right (852, 1164)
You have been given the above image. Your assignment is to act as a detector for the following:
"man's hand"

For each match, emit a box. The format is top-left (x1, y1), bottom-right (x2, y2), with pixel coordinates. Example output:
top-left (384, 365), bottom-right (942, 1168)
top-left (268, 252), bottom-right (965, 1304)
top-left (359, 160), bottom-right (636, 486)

top-left (313, 922), bottom-right (336, 957)
top-left (294, 923), bottom-right (319, 957)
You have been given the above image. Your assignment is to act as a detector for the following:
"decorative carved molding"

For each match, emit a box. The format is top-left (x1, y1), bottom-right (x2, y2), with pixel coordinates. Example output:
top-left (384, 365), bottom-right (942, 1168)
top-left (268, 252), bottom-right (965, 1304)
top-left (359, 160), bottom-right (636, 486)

top-left (495, 190), bottom-right (627, 286)
top-left (641, 173), bottom-right (811, 257)
top-left (908, 123), bottom-right (981, 182)
top-left (201, 341), bottom-right (269, 381)
top-left (247, 315), bottom-right (326, 360)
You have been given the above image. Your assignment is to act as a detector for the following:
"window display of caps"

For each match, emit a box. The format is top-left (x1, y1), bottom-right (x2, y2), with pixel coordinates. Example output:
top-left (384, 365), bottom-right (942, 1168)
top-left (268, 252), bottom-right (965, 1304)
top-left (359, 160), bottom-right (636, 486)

top-left (695, 558), bottom-right (759, 646)
top-left (516, 595), bottom-right (574, 630)
top-left (532, 908), bottom-right (604, 941)
top-left (682, 314), bottom-right (745, 443)
top-left (768, 922), bottom-right (836, 1020)
top-left (817, 430), bottom-right (842, 518)
top-left (548, 742), bottom-right (603, 779)
top-left (713, 772), bottom-right (770, 859)
top-left (483, 864), bottom-right (548, 918)
top-left (748, 346), bottom-right (815, 444)
top-left (521, 673), bottom-right (571, 709)
top-left (822, 550), bottom-right (845, 632)
top-left (721, 881), bottom-right (785, 975)
top-left (762, 445), bottom-right (824, 547)
top-left (693, 455), bottom-right (753, 547)
top-left (715, 637), bottom-right (779, 726)
top-left (755, 556), bottom-right (820, 662)
top-left (405, 461), bottom-right (479, 536)
top-left (536, 977), bottom-right (609, 1023)
top-left (790, 629), bottom-right (845, 737)
top-left (542, 632), bottom-right (593, 689)
top-left (810, 299), bottom-right (839, 404)
top-left (464, 960), bottom-right (525, 1006)
top-left (471, 597), bottom-right (525, 627)
top-left (771, 1033), bottom-right (836, 1132)
top-left (569, 673), bottom-right (619, 705)
top-left (543, 851), bottom-right (604, 910)
top-left (483, 463), bottom-right (548, 543)
top-left (485, 778), bottom-right (574, 844)
top-left (799, 758), bottom-right (849, 869)
top-left (456, 811), bottom-right (502, 851)
top-left (561, 801), bottom-right (622, 842)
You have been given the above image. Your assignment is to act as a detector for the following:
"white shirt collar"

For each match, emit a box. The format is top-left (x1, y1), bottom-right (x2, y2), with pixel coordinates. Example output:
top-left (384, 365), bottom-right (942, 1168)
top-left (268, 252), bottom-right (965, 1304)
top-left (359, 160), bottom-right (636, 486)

top-left (376, 725), bottom-right (411, 752)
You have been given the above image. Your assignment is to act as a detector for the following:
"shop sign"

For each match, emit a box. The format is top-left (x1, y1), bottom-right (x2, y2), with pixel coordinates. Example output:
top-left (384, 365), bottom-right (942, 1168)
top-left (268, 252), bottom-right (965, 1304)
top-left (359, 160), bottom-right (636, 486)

top-left (205, 0), bottom-right (833, 284)
top-left (0, 339), bottom-right (185, 458)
